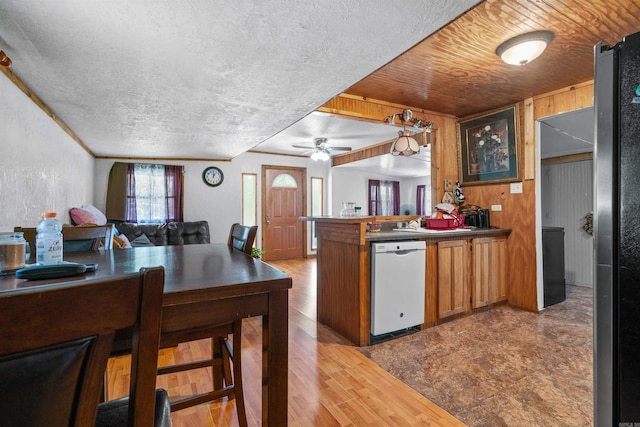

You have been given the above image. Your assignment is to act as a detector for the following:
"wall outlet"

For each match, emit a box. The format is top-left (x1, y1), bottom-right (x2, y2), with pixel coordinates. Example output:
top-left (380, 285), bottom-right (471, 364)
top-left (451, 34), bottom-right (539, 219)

top-left (491, 204), bottom-right (502, 211)
top-left (510, 182), bottom-right (523, 194)
top-left (444, 179), bottom-right (452, 191)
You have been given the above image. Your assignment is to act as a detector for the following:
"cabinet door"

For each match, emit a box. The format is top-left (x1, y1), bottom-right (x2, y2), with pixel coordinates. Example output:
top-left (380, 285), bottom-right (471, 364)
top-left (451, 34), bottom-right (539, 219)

top-left (490, 236), bottom-right (508, 303)
top-left (437, 240), bottom-right (467, 319)
top-left (471, 237), bottom-right (508, 308)
top-left (472, 238), bottom-right (491, 308)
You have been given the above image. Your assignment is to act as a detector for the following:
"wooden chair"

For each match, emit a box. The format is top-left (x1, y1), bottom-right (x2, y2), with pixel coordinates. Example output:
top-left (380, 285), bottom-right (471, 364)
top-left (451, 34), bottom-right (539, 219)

top-left (16, 224), bottom-right (115, 254)
top-left (0, 267), bottom-right (170, 427)
top-left (154, 224), bottom-right (258, 426)
top-left (227, 223), bottom-right (258, 255)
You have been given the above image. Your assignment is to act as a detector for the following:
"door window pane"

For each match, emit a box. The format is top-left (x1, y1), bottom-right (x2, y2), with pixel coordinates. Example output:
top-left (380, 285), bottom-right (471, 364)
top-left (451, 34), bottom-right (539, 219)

top-left (272, 173), bottom-right (298, 188)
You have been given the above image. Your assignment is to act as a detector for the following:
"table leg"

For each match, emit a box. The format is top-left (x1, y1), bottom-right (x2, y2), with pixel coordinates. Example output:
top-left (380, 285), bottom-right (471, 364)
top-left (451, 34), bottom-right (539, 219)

top-left (263, 289), bottom-right (288, 426)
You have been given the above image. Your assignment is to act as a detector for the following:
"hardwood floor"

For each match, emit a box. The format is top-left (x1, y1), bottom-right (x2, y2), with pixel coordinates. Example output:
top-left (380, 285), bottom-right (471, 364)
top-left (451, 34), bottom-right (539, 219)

top-left (106, 257), bottom-right (464, 426)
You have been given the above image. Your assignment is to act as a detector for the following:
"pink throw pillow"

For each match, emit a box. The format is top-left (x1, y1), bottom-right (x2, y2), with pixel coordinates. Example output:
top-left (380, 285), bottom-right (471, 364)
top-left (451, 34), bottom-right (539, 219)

top-left (69, 204), bottom-right (107, 226)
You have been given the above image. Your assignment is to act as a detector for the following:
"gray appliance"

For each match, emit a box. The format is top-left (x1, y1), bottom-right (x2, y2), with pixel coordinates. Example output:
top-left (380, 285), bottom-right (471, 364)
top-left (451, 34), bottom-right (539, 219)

top-left (594, 30), bottom-right (640, 426)
top-left (371, 240), bottom-right (425, 336)
top-left (542, 226), bottom-right (566, 307)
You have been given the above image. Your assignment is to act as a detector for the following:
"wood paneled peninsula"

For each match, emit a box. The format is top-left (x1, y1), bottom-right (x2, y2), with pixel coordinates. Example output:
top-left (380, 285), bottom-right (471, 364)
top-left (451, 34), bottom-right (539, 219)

top-left (300, 215), bottom-right (511, 346)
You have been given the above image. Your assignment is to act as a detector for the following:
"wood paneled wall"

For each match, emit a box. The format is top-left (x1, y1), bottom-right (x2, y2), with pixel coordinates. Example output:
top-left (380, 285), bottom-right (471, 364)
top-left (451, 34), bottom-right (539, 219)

top-left (461, 180), bottom-right (537, 309)
top-left (320, 82), bottom-right (594, 312)
top-left (456, 82), bottom-right (594, 311)
top-left (533, 80), bottom-right (594, 120)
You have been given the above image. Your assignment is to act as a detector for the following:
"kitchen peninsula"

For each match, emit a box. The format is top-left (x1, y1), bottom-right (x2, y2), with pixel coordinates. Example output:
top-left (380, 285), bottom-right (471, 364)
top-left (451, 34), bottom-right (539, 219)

top-left (300, 215), bottom-right (511, 346)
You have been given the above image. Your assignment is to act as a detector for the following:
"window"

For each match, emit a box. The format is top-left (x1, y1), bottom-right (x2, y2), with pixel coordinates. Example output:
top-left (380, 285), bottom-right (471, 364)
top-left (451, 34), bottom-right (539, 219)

top-left (368, 180), bottom-right (400, 215)
top-left (242, 173), bottom-right (257, 226)
top-left (272, 173), bottom-right (298, 188)
top-left (125, 163), bottom-right (183, 223)
top-left (311, 177), bottom-right (323, 250)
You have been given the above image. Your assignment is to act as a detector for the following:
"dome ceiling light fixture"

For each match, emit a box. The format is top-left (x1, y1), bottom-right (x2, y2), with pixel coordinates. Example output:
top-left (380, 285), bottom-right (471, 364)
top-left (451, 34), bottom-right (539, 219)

top-left (496, 30), bottom-right (554, 66)
top-left (386, 109), bottom-right (433, 156)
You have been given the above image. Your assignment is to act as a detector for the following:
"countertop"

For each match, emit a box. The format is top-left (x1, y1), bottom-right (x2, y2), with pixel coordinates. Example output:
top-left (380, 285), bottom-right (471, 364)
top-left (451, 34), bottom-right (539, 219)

top-left (365, 227), bottom-right (511, 241)
top-left (299, 215), bottom-right (418, 223)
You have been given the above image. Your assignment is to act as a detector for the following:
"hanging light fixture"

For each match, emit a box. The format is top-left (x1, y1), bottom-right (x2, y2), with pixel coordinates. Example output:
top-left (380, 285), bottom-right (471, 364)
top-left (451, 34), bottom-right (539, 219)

top-left (496, 30), bottom-right (554, 66)
top-left (388, 109), bottom-right (431, 156)
top-left (391, 129), bottom-right (420, 156)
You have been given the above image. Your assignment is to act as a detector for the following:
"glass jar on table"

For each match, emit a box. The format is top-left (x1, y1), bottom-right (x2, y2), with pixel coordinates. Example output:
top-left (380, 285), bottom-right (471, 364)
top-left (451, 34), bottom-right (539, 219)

top-left (0, 232), bottom-right (26, 273)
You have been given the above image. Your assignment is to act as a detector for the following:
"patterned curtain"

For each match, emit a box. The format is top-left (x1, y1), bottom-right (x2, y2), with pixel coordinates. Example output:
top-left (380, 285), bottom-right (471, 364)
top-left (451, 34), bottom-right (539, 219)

top-left (369, 180), bottom-right (400, 215)
top-left (368, 180), bottom-right (381, 215)
top-left (164, 165), bottom-right (183, 222)
top-left (119, 163), bottom-right (184, 223)
top-left (416, 185), bottom-right (426, 215)
top-left (106, 162), bottom-right (184, 223)
top-left (392, 181), bottom-right (400, 215)
top-left (125, 163), bottom-right (137, 223)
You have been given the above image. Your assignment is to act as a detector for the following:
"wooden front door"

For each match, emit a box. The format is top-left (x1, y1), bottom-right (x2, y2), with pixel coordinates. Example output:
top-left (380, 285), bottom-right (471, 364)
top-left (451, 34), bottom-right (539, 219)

top-left (262, 166), bottom-right (306, 261)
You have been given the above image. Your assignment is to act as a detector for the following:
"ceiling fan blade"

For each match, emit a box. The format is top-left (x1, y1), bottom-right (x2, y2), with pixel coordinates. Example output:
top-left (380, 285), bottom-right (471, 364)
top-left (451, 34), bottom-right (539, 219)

top-left (329, 146), bottom-right (352, 151)
top-left (292, 144), bottom-right (315, 149)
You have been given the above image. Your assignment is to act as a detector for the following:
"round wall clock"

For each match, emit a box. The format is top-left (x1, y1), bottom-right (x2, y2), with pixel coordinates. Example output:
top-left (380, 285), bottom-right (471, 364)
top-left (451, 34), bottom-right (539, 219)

top-left (202, 166), bottom-right (224, 187)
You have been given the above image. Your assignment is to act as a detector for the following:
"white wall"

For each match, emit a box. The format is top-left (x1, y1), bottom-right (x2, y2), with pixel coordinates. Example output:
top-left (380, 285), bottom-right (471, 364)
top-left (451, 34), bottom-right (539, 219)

top-left (541, 159), bottom-right (594, 287)
top-left (403, 176), bottom-right (432, 215)
top-left (94, 152), bottom-right (329, 252)
top-left (0, 73), bottom-right (94, 232)
top-left (330, 167), bottom-right (430, 216)
top-left (94, 155), bottom-right (428, 253)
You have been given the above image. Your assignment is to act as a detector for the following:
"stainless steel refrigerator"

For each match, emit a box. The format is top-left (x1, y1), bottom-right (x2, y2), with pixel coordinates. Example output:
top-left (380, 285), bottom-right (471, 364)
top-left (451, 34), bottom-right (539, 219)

top-left (594, 30), bottom-right (640, 426)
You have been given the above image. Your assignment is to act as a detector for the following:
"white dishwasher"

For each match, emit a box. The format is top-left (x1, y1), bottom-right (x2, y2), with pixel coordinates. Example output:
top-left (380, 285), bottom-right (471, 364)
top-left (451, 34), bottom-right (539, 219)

top-left (371, 240), bottom-right (426, 336)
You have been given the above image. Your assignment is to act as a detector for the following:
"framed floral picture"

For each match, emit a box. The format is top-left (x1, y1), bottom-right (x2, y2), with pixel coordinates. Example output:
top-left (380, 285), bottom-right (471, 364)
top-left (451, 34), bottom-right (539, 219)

top-left (458, 105), bottom-right (520, 185)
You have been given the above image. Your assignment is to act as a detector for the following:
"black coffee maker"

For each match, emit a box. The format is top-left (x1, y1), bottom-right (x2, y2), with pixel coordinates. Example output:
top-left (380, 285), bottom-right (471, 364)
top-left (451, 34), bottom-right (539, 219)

top-left (477, 209), bottom-right (490, 228)
top-left (461, 206), bottom-right (491, 228)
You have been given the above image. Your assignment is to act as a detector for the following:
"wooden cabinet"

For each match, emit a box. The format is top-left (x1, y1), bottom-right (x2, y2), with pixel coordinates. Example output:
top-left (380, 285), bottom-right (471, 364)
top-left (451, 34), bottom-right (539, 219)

top-left (435, 236), bottom-right (508, 322)
top-left (301, 215), bottom-right (510, 345)
top-left (489, 236), bottom-right (508, 304)
top-left (472, 238), bottom-right (491, 308)
top-left (471, 237), bottom-right (508, 309)
top-left (437, 240), bottom-right (467, 319)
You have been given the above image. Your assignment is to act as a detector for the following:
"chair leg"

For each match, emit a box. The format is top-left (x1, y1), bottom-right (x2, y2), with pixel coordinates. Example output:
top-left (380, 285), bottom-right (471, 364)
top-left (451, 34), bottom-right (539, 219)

top-left (231, 319), bottom-right (248, 427)
top-left (220, 336), bottom-right (233, 388)
top-left (211, 337), bottom-right (226, 390)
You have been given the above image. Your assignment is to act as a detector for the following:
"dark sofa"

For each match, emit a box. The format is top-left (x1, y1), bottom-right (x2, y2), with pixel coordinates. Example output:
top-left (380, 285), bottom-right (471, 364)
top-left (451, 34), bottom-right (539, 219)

top-left (115, 221), bottom-right (210, 246)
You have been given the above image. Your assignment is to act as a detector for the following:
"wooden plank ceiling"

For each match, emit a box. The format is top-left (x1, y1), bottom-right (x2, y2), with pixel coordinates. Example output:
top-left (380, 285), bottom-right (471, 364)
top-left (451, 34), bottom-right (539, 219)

top-left (343, 0), bottom-right (640, 118)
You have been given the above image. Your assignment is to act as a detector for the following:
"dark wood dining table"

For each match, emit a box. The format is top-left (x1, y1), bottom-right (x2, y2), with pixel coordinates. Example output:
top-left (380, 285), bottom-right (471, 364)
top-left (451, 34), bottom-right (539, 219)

top-left (0, 243), bottom-right (292, 426)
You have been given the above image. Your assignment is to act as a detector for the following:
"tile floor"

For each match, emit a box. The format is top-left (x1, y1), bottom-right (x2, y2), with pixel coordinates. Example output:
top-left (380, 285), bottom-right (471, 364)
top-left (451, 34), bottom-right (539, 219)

top-left (359, 285), bottom-right (593, 426)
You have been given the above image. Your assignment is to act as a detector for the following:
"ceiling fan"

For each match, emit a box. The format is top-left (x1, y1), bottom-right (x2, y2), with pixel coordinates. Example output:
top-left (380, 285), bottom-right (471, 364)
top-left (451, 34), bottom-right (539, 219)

top-left (292, 138), bottom-right (352, 161)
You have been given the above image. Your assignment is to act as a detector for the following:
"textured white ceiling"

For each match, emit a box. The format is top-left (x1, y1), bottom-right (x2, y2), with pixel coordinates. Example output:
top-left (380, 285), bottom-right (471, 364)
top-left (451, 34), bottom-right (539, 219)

top-left (0, 0), bottom-right (479, 160)
top-left (254, 111), bottom-right (432, 177)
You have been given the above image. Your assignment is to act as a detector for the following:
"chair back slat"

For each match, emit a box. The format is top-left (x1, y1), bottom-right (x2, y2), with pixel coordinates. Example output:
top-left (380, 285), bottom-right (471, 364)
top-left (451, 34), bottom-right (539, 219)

top-left (227, 223), bottom-right (258, 255)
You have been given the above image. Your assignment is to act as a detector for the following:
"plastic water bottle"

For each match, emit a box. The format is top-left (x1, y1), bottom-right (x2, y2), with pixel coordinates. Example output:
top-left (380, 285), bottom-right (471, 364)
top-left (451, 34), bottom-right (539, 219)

top-left (36, 211), bottom-right (63, 265)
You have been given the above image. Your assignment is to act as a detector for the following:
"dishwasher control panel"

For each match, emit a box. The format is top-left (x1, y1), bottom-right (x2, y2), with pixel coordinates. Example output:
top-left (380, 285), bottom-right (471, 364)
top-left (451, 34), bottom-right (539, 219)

top-left (372, 240), bottom-right (426, 253)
